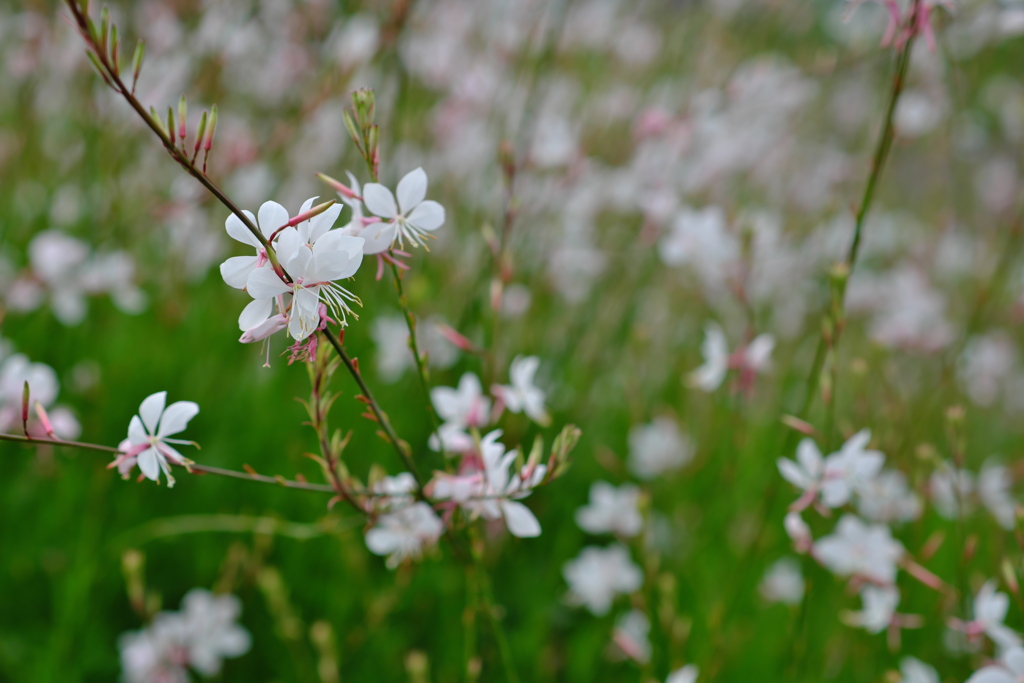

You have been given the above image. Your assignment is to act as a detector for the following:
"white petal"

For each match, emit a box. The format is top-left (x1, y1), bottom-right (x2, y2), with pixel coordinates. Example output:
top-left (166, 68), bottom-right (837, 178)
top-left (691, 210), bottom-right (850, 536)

top-left (157, 401), bottom-right (199, 438)
top-left (501, 500), bottom-right (541, 538)
top-left (137, 447), bottom-right (161, 481)
top-left (313, 239), bottom-right (365, 281)
top-left (396, 167), bottom-right (428, 214)
top-left (246, 268), bottom-right (291, 300)
top-left (258, 201), bottom-right (289, 238)
top-left (225, 211), bottom-right (260, 248)
top-left (287, 245), bottom-right (314, 278)
top-left (275, 227), bottom-right (302, 265)
top-left (309, 204), bottom-right (343, 243)
top-left (127, 414), bottom-right (147, 445)
top-left (219, 256), bottom-right (257, 289)
top-left (777, 458), bottom-right (809, 490)
top-left (238, 298), bottom-right (273, 331)
top-left (138, 392), bottom-right (166, 434)
top-left (406, 200), bottom-right (445, 232)
top-left (362, 183), bottom-right (398, 218)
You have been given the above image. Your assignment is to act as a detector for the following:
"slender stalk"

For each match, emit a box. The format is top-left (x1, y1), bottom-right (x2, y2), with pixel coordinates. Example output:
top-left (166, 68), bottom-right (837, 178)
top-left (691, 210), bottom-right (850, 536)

top-left (471, 538), bottom-right (521, 683)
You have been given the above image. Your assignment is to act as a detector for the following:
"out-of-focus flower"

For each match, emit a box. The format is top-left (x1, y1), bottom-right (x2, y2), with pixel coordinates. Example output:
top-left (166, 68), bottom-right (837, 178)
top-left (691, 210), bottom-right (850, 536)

top-left (365, 502), bottom-right (445, 569)
top-left (666, 664), bottom-right (700, 683)
top-left (857, 469), bottom-right (922, 523)
top-left (760, 558), bottom-right (805, 605)
top-left (931, 465), bottom-right (976, 519)
top-left (967, 581), bottom-right (1023, 651)
top-left (813, 514), bottom-right (904, 584)
top-left (843, 585), bottom-right (899, 633)
top-left (689, 322), bottom-right (773, 392)
top-left (967, 646), bottom-right (1024, 683)
top-left (979, 459), bottom-right (1017, 530)
top-left (111, 391), bottom-right (199, 487)
top-left (819, 430), bottom-right (885, 508)
top-left (778, 438), bottom-right (825, 504)
top-left (612, 609), bottom-right (651, 664)
top-left (495, 355), bottom-right (550, 425)
top-left (575, 482), bottom-right (644, 537)
top-left (429, 372), bottom-right (491, 453)
top-left (362, 167), bottom-right (446, 249)
top-left (785, 512), bottom-right (813, 553)
top-left (563, 544), bottom-right (643, 615)
top-left (898, 657), bottom-right (939, 683)
top-left (431, 430), bottom-right (546, 538)
top-left (628, 416), bottom-right (693, 480)
top-left (119, 589), bottom-right (250, 682)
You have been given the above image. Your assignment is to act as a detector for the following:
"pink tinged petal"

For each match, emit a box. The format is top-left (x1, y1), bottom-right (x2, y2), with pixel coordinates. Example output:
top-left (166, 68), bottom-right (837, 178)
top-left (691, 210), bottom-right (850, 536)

top-left (258, 201), bottom-right (289, 238)
top-left (225, 211), bottom-right (260, 248)
top-left (239, 298), bottom-right (273, 331)
top-left (137, 447), bottom-right (161, 481)
top-left (138, 391), bottom-right (167, 434)
top-left (406, 200), bottom-right (445, 232)
top-left (396, 167), bottom-right (428, 214)
top-left (127, 414), bottom-right (147, 445)
top-left (500, 500), bottom-right (541, 538)
top-left (240, 314), bottom-right (288, 343)
top-left (158, 442), bottom-right (188, 465)
top-left (362, 183), bottom-right (398, 218)
top-left (246, 267), bottom-right (291, 300)
top-left (220, 255), bottom-right (257, 289)
top-left (157, 401), bottom-right (199, 438)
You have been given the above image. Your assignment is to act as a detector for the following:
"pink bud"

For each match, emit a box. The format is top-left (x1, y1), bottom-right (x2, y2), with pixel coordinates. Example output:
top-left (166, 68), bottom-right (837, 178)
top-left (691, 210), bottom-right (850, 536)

top-left (437, 324), bottom-right (475, 352)
top-left (287, 200), bottom-right (336, 228)
top-left (34, 402), bottom-right (56, 439)
top-left (317, 172), bottom-right (360, 200)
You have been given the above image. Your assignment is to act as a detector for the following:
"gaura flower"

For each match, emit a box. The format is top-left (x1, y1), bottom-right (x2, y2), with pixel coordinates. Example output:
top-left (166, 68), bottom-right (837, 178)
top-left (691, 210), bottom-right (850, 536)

top-left (111, 391), bottom-right (199, 487)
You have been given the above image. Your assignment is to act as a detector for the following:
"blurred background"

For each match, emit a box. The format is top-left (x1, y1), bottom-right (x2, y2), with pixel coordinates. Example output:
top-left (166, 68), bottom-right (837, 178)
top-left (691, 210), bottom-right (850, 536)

top-left (2, 0), bottom-right (1024, 681)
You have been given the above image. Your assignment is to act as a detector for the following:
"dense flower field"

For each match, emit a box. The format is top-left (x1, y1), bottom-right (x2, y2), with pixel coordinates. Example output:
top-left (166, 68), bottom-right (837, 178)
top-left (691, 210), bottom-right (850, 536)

top-left (2, 0), bottom-right (1024, 681)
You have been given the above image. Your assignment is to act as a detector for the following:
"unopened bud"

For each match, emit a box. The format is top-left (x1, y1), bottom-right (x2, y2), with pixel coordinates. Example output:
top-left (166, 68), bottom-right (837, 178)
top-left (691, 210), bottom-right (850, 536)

top-left (1003, 558), bottom-right (1019, 595)
top-left (287, 200), bottom-right (336, 228)
top-left (177, 94), bottom-right (187, 142)
top-left (21, 381), bottom-right (30, 436)
top-left (204, 104), bottom-right (218, 152)
top-left (131, 39), bottom-right (145, 91)
top-left (109, 24), bottom-right (119, 74)
top-left (35, 402), bottom-right (55, 439)
top-left (436, 324), bottom-right (476, 353)
top-left (100, 6), bottom-right (110, 55)
top-left (317, 173), bottom-right (358, 199)
top-left (167, 105), bottom-right (176, 145)
top-left (780, 414), bottom-right (817, 437)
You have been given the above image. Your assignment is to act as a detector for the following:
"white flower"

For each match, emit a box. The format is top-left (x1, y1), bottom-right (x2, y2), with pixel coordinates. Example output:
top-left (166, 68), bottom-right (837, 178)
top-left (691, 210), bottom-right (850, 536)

top-left (119, 589), bottom-right (250, 683)
top-left (843, 585), bottom-right (899, 633)
top-left (778, 438), bottom-right (825, 498)
top-left (899, 657), bottom-right (939, 683)
top-left (362, 167), bottom-right (446, 249)
top-left (689, 322), bottom-right (729, 391)
top-left (612, 609), bottom-right (651, 664)
top-left (968, 646), bottom-right (1024, 683)
top-left (666, 664), bottom-right (699, 683)
top-left (218, 202), bottom-right (283, 289)
top-left (117, 391), bottom-right (200, 487)
top-left (575, 481), bottom-right (644, 537)
top-left (819, 430), bottom-right (885, 508)
top-left (245, 230), bottom-right (365, 340)
top-left (338, 172), bottom-right (397, 255)
top-left (784, 511), bottom-right (813, 552)
top-left (429, 372), bottom-right (491, 453)
top-left (980, 459), bottom-right (1017, 530)
top-left (497, 355), bottom-right (550, 425)
top-left (627, 416), bottom-right (693, 480)
top-left (688, 322), bottom-right (773, 392)
top-left (760, 558), bottom-right (805, 605)
top-left (857, 469), bottom-right (922, 523)
top-left (431, 430), bottom-right (546, 538)
top-left (177, 590), bottom-right (251, 675)
top-left (365, 502), bottom-right (445, 569)
top-left (563, 544), bottom-right (643, 615)
top-left (813, 514), bottom-right (904, 584)
top-left (973, 580), bottom-right (1023, 651)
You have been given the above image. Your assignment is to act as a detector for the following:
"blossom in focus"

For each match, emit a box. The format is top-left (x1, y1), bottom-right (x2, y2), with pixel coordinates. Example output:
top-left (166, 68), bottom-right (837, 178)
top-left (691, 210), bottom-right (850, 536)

top-left (813, 514), bottom-right (904, 584)
top-left (365, 502), bottom-right (445, 569)
top-left (119, 589), bottom-right (250, 683)
top-left (338, 172), bottom-right (397, 255)
top-left (759, 558), bottom-right (805, 605)
top-left (563, 544), bottom-right (643, 615)
top-left (495, 355), bottom-right (550, 425)
top-left (111, 391), bottom-right (200, 487)
top-left (627, 416), bottom-right (693, 480)
top-left (218, 202), bottom-right (282, 289)
top-left (245, 230), bottom-right (364, 340)
top-left (362, 167), bottom-right (446, 249)
top-left (575, 481), bottom-right (644, 537)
